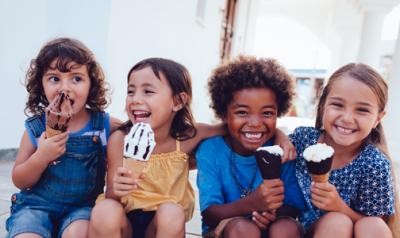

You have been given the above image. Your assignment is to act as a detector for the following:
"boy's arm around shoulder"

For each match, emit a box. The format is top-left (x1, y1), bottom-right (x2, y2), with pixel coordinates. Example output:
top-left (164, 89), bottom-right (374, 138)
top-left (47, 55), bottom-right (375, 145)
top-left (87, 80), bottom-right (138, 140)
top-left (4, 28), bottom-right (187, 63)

top-left (274, 128), bottom-right (296, 162)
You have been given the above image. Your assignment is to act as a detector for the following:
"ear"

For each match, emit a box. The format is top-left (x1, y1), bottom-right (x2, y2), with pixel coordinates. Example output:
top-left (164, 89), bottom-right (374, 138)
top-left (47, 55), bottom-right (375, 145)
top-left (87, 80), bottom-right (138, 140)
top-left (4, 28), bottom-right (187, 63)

top-left (172, 92), bottom-right (188, 112)
top-left (373, 110), bottom-right (386, 128)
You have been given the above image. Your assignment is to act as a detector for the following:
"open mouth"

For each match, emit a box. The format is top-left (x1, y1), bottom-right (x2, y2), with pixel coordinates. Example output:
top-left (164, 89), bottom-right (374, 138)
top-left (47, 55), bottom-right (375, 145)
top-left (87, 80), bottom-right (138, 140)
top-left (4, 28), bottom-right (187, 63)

top-left (335, 125), bottom-right (355, 135)
top-left (243, 132), bottom-right (263, 140)
top-left (132, 110), bottom-right (151, 121)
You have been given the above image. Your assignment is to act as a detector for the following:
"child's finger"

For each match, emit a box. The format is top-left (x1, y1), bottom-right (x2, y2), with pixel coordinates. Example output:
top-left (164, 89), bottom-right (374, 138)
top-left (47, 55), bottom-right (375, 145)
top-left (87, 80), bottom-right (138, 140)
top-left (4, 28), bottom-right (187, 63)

top-left (114, 182), bottom-right (137, 192)
top-left (252, 216), bottom-right (268, 230)
top-left (116, 166), bottom-right (132, 177)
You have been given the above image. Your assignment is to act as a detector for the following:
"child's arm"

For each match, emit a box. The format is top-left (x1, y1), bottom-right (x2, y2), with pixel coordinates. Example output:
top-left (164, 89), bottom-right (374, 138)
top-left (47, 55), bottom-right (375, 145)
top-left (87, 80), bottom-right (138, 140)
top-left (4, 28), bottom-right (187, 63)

top-left (195, 122), bottom-right (226, 140)
top-left (274, 128), bottom-right (296, 162)
top-left (109, 116), bottom-right (123, 134)
top-left (12, 130), bottom-right (68, 189)
top-left (105, 130), bottom-right (142, 199)
top-left (202, 179), bottom-right (284, 229)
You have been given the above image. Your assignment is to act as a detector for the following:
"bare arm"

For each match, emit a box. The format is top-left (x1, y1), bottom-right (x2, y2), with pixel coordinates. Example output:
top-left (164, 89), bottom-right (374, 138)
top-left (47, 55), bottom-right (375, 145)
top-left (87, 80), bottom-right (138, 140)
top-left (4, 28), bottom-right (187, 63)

top-left (12, 130), bottom-right (68, 189)
top-left (274, 128), bottom-right (296, 162)
top-left (203, 179), bottom-right (284, 229)
top-left (105, 130), bottom-right (125, 199)
top-left (109, 116), bottom-right (123, 134)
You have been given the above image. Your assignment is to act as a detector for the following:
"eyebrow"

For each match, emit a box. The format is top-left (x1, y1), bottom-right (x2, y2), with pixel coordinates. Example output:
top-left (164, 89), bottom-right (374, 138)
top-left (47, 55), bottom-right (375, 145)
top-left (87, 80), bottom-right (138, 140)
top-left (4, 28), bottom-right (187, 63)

top-left (328, 96), bottom-right (374, 107)
top-left (233, 103), bottom-right (277, 109)
top-left (127, 82), bottom-right (156, 88)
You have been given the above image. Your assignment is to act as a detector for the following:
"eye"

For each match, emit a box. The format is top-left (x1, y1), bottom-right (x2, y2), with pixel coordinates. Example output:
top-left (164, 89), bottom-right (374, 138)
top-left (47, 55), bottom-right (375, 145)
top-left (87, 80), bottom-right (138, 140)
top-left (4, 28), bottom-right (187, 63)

top-left (49, 76), bottom-right (59, 82)
top-left (72, 76), bottom-right (82, 83)
top-left (330, 102), bottom-right (343, 108)
top-left (235, 110), bottom-right (248, 116)
top-left (145, 90), bottom-right (155, 95)
top-left (263, 111), bottom-right (276, 117)
top-left (127, 89), bottom-right (134, 96)
top-left (357, 107), bottom-right (370, 113)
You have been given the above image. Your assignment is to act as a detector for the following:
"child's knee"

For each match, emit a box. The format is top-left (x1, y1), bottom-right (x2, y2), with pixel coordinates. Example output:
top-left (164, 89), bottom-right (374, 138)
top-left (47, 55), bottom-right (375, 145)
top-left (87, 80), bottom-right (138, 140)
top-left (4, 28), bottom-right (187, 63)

top-left (355, 216), bottom-right (391, 236)
top-left (269, 218), bottom-right (302, 238)
top-left (155, 203), bottom-right (185, 228)
top-left (224, 218), bottom-right (260, 237)
top-left (90, 199), bottom-right (125, 228)
top-left (313, 212), bottom-right (353, 237)
top-left (322, 212), bottom-right (353, 227)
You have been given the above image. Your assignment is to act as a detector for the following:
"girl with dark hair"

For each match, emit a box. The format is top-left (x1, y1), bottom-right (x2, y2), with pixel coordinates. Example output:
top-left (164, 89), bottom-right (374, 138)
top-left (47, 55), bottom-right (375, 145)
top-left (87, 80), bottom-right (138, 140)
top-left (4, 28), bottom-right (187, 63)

top-left (290, 63), bottom-right (399, 238)
top-left (6, 37), bottom-right (120, 238)
top-left (88, 58), bottom-right (225, 238)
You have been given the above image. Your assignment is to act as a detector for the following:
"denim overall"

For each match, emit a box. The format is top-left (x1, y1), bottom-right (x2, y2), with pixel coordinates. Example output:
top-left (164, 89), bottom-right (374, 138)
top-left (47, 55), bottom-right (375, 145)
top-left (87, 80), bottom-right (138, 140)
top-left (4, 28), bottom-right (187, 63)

top-left (6, 111), bottom-right (107, 238)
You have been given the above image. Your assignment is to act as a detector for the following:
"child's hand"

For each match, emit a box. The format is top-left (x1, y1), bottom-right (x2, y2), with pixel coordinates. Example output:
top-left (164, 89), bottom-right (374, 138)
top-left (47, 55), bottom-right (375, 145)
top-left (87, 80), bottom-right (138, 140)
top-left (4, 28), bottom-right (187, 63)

top-left (310, 182), bottom-right (346, 212)
top-left (113, 166), bottom-right (143, 197)
top-left (36, 132), bottom-right (68, 163)
top-left (252, 210), bottom-right (276, 230)
top-left (249, 179), bottom-right (284, 211)
top-left (274, 129), bottom-right (296, 162)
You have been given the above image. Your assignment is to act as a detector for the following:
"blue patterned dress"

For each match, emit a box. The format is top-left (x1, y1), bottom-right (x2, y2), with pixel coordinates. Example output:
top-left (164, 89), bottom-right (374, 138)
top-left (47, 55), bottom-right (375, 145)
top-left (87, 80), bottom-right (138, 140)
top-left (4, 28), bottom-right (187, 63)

top-left (289, 126), bottom-right (395, 230)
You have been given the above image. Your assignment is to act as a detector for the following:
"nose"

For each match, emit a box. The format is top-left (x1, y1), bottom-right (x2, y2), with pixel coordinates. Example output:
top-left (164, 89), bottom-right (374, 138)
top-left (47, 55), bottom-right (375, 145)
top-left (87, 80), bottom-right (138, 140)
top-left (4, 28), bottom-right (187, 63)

top-left (58, 80), bottom-right (71, 93)
top-left (341, 109), bottom-right (354, 123)
top-left (128, 93), bottom-right (144, 105)
top-left (248, 115), bottom-right (262, 127)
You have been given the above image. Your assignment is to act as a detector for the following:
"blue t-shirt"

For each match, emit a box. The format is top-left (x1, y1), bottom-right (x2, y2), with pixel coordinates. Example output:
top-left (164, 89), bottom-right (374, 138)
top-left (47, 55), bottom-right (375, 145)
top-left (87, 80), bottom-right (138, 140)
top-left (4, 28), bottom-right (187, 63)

top-left (290, 126), bottom-right (395, 230)
top-left (196, 136), bottom-right (306, 234)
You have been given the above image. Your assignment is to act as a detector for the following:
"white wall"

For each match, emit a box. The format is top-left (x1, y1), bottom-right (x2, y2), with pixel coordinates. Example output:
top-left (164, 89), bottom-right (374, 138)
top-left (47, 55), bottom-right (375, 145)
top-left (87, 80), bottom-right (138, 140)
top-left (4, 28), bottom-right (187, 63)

top-left (0, 0), bottom-right (224, 149)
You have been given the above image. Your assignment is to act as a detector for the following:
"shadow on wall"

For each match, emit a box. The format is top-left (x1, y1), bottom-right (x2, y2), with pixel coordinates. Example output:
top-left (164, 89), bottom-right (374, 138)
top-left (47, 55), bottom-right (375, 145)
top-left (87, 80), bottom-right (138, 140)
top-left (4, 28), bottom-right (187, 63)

top-left (0, 148), bottom-right (18, 161)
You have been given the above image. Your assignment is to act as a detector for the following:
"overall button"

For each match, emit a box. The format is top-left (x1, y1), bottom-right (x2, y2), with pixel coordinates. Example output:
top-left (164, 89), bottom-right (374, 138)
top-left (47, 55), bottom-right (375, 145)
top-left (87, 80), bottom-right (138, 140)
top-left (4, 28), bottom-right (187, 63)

top-left (92, 136), bottom-right (99, 143)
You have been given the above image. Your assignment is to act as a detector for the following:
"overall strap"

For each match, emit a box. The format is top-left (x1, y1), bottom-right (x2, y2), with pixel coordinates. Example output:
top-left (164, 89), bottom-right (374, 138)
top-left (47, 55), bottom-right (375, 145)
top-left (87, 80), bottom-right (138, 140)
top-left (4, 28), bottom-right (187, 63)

top-left (25, 114), bottom-right (45, 138)
top-left (90, 111), bottom-right (105, 130)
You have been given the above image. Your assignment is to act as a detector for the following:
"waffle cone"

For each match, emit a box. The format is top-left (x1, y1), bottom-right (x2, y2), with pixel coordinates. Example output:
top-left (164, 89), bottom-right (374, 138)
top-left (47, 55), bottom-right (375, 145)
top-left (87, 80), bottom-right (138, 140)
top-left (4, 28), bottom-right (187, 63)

top-left (311, 173), bottom-right (329, 182)
top-left (45, 125), bottom-right (62, 138)
top-left (123, 158), bottom-right (147, 179)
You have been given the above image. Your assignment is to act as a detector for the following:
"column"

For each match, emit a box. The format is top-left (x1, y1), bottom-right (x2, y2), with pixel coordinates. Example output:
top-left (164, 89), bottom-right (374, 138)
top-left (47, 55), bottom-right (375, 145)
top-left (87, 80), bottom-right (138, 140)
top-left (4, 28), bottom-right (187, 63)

top-left (384, 24), bottom-right (400, 161)
top-left (357, 10), bottom-right (386, 69)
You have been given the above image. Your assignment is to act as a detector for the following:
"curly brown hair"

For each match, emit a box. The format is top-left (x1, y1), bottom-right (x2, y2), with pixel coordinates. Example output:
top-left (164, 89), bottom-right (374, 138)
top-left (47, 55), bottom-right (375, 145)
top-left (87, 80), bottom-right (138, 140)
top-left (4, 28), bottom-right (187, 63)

top-left (208, 55), bottom-right (294, 119)
top-left (25, 37), bottom-right (109, 116)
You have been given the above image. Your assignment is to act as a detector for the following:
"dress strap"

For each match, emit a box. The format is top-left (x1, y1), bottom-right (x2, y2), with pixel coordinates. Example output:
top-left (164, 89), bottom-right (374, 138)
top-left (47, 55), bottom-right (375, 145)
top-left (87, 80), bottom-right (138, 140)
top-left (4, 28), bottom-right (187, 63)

top-left (90, 111), bottom-right (105, 130)
top-left (25, 114), bottom-right (45, 138)
top-left (176, 140), bottom-right (180, 152)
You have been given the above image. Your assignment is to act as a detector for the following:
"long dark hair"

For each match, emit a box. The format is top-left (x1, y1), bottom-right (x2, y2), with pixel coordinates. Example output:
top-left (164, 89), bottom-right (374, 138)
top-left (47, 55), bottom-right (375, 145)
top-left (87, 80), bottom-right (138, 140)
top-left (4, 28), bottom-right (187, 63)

top-left (119, 58), bottom-right (196, 141)
top-left (25, 37), bottom-right (108, 116)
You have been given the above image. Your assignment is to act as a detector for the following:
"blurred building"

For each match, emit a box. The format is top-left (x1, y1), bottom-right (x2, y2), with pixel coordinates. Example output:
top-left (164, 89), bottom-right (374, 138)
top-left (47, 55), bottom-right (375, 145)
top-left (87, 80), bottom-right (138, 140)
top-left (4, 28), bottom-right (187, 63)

top-left (1, 0), bottom-right (399, 158)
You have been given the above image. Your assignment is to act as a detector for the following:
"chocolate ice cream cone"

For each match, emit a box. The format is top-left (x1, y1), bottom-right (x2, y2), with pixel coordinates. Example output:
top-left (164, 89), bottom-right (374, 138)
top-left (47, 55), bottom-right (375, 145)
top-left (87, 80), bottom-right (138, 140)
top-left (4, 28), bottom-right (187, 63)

top-left (45, 92), bottom-right (73, 138)
top-left (255, 145), bottom-right (283, 180)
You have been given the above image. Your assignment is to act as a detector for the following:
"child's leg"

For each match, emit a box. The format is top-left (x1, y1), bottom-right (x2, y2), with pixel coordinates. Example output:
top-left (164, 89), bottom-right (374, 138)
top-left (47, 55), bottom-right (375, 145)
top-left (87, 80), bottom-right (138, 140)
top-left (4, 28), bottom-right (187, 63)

top-left (59, 206), bottom-right (92, 238)
top-left (88, 199), bottom-right (132, 238)
top-left (354, 216), bottom-right (392, 238)
top-left (145, 203), bottom-right (185, 238)
top-left (307, 212), bottom-right (353, 238)
top-left (61, 220), bottom-right (89, 238)
top-left (222, 217), bottom-right (261, 238)
top-left (268, 217), bottom-right (302, 238)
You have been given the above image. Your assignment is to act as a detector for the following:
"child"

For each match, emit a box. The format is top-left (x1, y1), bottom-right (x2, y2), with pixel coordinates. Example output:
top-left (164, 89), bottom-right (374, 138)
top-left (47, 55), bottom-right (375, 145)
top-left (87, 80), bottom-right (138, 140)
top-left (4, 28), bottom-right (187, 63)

top-left (290, 63), bottom-right (400, 237)
top-left (6, 37), bottom-right (121, 238)
top-left (88, 57), bottom-right (225, 238)
top-left (88, 57), bottom-right (296, 238)
top-left (196, 56), bottom-right (306, 238)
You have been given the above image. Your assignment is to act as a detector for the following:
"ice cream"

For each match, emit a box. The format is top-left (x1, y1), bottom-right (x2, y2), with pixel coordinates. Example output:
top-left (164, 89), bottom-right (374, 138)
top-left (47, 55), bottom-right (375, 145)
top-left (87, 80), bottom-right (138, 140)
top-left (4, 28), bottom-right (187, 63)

top-left (255, 145), bottom-right (283, 179)
top-left (123, 122), bottom-right (156, 178)
top-left (303, 143), bottom-right (334, 182)
top-left (45, 91), bottom-right (73, 138)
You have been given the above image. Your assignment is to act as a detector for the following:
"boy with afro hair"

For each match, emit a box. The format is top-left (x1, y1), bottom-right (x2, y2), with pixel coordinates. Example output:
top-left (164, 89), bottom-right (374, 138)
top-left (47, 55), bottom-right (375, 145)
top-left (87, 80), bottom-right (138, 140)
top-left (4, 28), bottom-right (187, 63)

top-left (196, 56), bottom-right (306, 238)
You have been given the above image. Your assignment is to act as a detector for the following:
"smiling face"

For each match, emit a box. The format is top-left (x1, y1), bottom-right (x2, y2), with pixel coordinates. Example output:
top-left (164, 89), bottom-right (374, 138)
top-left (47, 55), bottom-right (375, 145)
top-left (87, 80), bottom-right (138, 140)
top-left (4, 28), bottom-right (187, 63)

top-left (42, 59), bottom-right (90, 116)
top-left (322, 76), bottom-right (385, 150)
top-left (224, 88), bottom-right (278, 155)
top-left (126, 66), bottom-right (182, 134)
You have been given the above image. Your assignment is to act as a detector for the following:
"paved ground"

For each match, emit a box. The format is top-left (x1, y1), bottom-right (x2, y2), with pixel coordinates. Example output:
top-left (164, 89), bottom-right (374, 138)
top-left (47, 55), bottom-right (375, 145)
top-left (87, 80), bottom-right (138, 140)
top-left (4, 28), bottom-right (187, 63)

top-left (1, 159), bottom-right (399, 237)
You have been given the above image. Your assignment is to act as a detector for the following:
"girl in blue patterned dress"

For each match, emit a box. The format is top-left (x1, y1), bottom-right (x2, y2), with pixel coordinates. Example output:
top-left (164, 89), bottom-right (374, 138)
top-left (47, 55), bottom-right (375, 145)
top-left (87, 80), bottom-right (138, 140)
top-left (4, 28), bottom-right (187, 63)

top-left (290, 63), bottom-right (399, 238)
